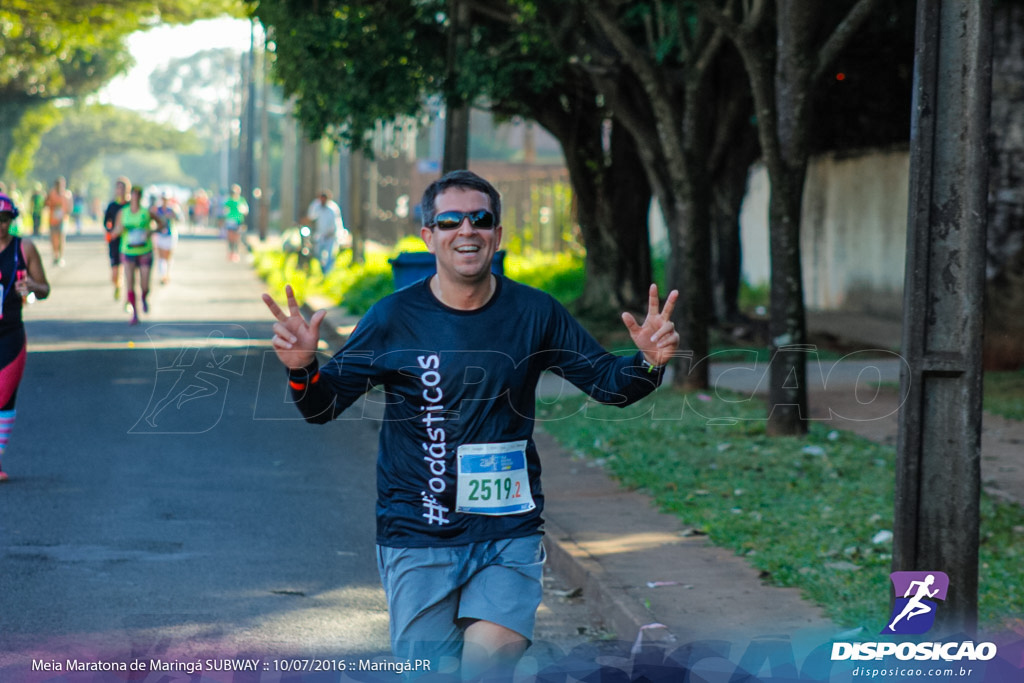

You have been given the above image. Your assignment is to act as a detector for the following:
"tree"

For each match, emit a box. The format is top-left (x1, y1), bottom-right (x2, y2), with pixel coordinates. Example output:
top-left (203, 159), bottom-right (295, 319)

top-left (508, 1), bottom-right (760, 389)
top-left (453, 4), bottom-right (655, 315)
top-left (31, 104), bottom-right (202, 187)
top-left (698, 0), bottom-right (884, 434)
top-left (252, 0), bottom-right (656, 314)
top-left (0, 0), bottom-right (245, 177)
top-left (148, 48), bottom-right (245, 143)
top-left (251, 1), bottom-right (446, 152)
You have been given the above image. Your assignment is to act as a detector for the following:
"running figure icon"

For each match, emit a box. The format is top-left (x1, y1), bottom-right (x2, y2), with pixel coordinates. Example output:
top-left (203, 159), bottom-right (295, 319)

top-left (882, 570), bottom-right (950, 635)
top-left (887, 574), bottom-right (940, 632)
top-left (130, 326), bottom-right (248, 434)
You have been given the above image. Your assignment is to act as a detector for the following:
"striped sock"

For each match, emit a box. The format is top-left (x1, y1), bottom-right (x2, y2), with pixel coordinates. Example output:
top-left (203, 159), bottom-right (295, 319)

top-left (0, 409), bottom-right (16, 471)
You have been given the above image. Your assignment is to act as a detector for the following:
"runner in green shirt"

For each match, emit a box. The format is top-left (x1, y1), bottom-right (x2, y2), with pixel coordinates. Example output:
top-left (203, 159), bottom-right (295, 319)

top-left (111, 186), bottom-right (164, 325)
top-left (219, 184), bottom-right (249, 262)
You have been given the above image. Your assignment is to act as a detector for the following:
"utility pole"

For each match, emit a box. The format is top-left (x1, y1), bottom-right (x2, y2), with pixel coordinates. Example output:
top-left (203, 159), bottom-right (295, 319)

top-left (244, 19), bottom-right (258, 230)
top-left (299, 136), bottom-right (320, 223)
top-left (258, 24), bottom-right (271, 241)
top-left (279, 98), bottom-right (298, 227)
top-left (894, 0), bottom-right (992, 636)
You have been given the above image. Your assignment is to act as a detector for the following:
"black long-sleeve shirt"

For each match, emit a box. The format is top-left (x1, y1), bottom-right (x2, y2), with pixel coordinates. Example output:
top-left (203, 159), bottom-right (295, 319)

top-left (287, 276), bottom-right (664, 547)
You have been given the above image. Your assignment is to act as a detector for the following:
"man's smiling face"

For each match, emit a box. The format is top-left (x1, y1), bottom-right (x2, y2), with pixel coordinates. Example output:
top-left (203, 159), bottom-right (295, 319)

top-left (421, 187), bottom-right (502, 286)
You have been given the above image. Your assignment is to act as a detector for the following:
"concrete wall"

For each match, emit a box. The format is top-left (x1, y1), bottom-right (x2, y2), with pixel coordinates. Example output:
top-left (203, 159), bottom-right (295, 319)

top-left (740, 148), bottom-right (910, 317)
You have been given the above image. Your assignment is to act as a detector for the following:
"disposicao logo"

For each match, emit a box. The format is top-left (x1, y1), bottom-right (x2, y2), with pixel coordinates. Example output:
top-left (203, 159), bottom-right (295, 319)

top-left (831, 569), bottom-right (998, 663)
top-left (881, 571), bottom-right (949, 635)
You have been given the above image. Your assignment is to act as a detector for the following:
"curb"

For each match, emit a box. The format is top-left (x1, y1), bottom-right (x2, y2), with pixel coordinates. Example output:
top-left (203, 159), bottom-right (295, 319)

top-left (542, 515), bottom-right (671, 647)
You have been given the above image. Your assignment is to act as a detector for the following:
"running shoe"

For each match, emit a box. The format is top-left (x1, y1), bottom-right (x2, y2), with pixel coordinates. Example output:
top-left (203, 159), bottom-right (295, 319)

top-left (130, 315), bottom-right (140, 326)
top-left (0, 470), bottom-right (9, 483)
top-left (142, 293), bottom-right (149, 313)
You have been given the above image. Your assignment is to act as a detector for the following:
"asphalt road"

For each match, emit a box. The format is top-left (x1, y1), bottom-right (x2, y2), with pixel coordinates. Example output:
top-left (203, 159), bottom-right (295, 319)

top-left (0, 229), bottom-right (596, 678)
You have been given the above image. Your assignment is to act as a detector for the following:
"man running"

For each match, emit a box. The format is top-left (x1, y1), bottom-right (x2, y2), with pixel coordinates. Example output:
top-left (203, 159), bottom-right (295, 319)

top-left (103, 176), bottom-right (131, 301)
top-left (263, 170), bottom-right (679, 678)
top-left (44, 177), bottom-right (72, 266)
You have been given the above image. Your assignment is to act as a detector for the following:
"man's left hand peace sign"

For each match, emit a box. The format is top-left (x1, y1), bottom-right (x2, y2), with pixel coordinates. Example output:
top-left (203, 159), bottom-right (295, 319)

top-left (621, 284), bottom-right (680, 368)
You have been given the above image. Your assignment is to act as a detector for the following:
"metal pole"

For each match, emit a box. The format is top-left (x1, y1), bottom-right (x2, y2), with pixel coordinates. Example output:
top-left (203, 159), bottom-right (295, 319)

top-left (894, 0), bottom-right (992, 636)
top-left (244, 19), bottom-right (258, 229)
top-left (258, 34), bottom-right (271, 241)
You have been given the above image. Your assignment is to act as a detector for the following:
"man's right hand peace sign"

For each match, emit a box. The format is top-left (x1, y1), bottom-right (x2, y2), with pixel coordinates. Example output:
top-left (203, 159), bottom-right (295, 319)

top-left (263, 284), bottom-right (327, 370)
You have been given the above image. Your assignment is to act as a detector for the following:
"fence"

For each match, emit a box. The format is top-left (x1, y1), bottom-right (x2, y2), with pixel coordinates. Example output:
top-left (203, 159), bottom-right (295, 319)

top-left (354, 157), bottom-right (578, 254)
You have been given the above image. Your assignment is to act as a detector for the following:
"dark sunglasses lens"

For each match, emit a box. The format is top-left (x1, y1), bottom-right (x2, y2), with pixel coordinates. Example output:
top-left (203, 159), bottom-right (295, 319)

top-left (468, 210), bottom-right (495, 228)
top-left (434, 212), bottom-right (463, 229)
top-left (434, 210), bottom-right (496, 230)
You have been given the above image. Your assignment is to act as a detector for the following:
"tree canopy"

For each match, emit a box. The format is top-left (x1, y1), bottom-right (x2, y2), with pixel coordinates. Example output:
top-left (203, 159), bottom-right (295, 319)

top-left (31, 104), bottom-right (202, 187)
top-left (148, 47), bottom-right (244, 142)
top-left (1, 1), bottom-right (243, 101)
top-left (251, 0), bottom-right (447, 149)
top-left (0, 0), bottom-right (246, 179)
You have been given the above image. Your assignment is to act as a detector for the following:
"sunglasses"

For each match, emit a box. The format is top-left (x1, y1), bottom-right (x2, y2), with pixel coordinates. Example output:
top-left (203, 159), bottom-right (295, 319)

top-left (431, 209), bottom-right (497, 230)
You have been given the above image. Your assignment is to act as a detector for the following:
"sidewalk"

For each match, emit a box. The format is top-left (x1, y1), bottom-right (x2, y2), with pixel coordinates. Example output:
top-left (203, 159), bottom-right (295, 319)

top-left (309, 299), bottom-right (1023, 653)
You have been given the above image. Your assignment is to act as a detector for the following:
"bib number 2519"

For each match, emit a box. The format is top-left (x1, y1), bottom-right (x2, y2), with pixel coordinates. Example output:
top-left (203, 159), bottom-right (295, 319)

top-left (456, 441), bottom-right (535, 516)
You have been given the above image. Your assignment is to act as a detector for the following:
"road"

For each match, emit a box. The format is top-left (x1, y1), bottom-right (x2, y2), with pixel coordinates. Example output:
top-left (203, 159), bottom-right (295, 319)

top-left (0, 229), bottom-right (595, 678)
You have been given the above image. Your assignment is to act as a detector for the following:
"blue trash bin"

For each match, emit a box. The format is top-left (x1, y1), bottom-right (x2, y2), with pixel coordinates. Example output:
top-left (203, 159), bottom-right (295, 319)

top-left (389, 250), bottom-right (506, 290)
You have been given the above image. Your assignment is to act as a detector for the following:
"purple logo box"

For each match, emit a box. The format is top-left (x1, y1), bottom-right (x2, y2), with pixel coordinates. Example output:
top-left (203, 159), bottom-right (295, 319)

top-left (882, 571), bottom-right (950, 635)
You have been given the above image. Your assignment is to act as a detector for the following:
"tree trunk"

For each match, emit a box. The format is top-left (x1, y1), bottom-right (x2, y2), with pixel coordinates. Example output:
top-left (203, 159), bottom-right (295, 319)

top-left (676, 183), bottom-right (713, 390)
top-left (708, 56), bottom-right (759, 325)
top-left (531, 101), bottom-right (652, 317)
top-left (442, 0), bottom-right (470, 173)
top-left (765, 165), bottom-right (809, 435)
top-left (710, 156), bottom-right (752, 325)
top-left (699, 0), bottom-right (883, 435)
top-left (347, 149), bottom-right (367, 264)
top-left (577, 123), bottom-right (652, 316)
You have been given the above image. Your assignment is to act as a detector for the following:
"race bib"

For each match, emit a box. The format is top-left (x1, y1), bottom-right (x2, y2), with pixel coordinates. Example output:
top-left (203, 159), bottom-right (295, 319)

top-left (127, 228), bottom-right (147, 247)
top-left (456, 441), bottom-right (535, 516)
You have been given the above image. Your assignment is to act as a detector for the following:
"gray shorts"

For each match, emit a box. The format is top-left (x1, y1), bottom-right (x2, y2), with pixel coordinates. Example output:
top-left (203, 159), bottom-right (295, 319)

top-left (376, 535), bottom-right (546, 667)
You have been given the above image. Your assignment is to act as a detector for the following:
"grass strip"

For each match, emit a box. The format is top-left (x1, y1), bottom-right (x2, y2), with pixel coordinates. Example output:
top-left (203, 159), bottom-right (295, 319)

top-left (984, 370), bottom-right (1024, 421)
top-left (536, 388), bottom-right (1024, 635)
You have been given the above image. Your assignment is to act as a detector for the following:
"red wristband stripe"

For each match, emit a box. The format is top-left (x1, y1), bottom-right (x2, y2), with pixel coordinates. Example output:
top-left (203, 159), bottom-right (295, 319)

top-left (289, 371), bottom-right (320, 392)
